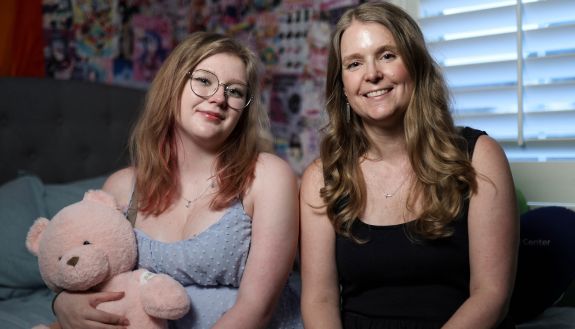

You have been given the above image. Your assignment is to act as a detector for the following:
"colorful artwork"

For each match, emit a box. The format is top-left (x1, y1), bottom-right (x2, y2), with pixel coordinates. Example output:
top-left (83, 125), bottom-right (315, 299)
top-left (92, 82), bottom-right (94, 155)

top-left (188, 0), bottom-right (210, 33)
top-left (43, 0), bottom-right (74, 79)
top-left (276, 7), bottom-right (312, 74)
top-left (269, 74), bottom-right (324, 175)
top-left (42, 0), bottom-right (73, 30)
top-left (319, 0), bottom-right (359, 24)
top-left (254, 11), bottom-right (280, 70)
top-left (44, 29), bottom-right (75, 79)
top-left (40, 0), bottom-right (371, 174)
top-left (131, 14), bottom-right (172, 82)
top-left (305, 19), bottom-right (330, 79)
top-left (71, 0), bottom-right (120, 58)
top-left (71, 57), bottom-right (113, 82)
top-left (111, 0), bottom-right (140, 83)
top-left (168, 0), bottom-right (193, 43)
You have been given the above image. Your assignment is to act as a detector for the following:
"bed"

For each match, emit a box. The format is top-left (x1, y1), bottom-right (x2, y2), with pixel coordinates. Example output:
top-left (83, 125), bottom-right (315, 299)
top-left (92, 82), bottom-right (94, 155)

top-left (0, 77), bottom-right (574, 328)
top-left (0, 77), bottom-right (145, 328)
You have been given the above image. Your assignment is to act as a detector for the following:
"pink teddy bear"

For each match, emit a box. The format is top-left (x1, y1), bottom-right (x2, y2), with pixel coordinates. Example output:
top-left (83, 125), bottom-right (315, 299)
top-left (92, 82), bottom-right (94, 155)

top-left (26, 190), bottom-right (190, 329)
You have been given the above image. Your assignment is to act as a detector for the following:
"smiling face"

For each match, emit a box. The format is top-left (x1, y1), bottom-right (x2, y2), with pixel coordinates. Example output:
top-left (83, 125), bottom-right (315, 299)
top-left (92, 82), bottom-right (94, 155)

top-left (177, 52), bottom-right (248, 149)
top-left (340, 21), bottom-right (413, 129)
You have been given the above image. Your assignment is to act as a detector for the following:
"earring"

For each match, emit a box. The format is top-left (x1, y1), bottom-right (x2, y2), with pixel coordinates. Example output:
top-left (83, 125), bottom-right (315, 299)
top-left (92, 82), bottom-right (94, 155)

top-left (345, 102), bottom-right (351, 122)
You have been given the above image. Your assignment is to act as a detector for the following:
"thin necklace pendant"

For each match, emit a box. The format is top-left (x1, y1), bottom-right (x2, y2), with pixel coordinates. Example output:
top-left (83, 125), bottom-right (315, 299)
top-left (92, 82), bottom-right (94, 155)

top-left (183, 179), bottom-right (215, 209)
top-left (382, 176), bottom-right (409, 199)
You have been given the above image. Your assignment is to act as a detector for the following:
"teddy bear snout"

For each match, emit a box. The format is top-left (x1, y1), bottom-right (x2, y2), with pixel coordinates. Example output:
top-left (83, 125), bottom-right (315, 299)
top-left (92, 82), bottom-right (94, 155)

top-left (67, 256), bottom-right (79, 267)
top-left (54, 248), bottom-right (110, 291)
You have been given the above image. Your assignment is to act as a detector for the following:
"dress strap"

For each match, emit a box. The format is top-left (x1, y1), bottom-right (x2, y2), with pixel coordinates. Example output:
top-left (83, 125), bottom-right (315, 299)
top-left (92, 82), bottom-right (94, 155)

top-left (126, 186), bottom-right (137, 227)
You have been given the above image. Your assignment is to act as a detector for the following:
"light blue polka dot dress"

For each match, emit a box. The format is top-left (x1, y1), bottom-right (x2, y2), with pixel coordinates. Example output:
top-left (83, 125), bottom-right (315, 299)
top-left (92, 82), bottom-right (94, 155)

top-left (135, 201), bottom-right (303, 329)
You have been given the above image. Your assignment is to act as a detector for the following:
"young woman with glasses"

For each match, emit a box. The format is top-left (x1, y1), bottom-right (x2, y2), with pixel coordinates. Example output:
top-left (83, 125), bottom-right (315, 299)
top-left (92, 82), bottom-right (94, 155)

top-left (52, 31), bottom-right (303, 329)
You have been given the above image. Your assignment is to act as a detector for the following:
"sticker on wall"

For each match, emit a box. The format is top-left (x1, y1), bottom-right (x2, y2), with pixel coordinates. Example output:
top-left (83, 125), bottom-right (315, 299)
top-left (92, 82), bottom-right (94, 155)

top-left (305, 18), bottom-right (330, 79)
top-left (276, 7), bottom-right (312, 74)
top-left (44, 29), bottom-right (75, 79)
top-left (71, 57), bottom-right (113, 82)
top-left (43, 0), bottom-right (73, 30)
top-left (269, 73), bottom-right (320, 175)
top-left (71, 0), bottom-right (121, 58)
top-left (131, 14), bottom-right (172, 82)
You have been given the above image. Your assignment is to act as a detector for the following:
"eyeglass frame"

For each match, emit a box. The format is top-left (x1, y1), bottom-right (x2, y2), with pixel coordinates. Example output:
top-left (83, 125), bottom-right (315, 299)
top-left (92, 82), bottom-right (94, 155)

top-left (187, 69), bottom-right (253, 110)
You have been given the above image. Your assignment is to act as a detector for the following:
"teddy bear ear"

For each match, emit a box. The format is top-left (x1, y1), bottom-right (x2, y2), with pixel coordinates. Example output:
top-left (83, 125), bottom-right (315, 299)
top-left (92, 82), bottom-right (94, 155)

top-left (83, 189), bottom-right (118, 209)
top-left (26, 217), bottom-right (50, 256)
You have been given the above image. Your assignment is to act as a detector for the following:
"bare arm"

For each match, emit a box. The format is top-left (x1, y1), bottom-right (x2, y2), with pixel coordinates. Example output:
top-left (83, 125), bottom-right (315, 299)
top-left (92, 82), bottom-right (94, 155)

top-left (52, 291), bottom-right (128, 329)
top-left (52, 169), bottom-right (134, 329)
top-left (212, 153), bottom-right (300, 329)
top-left (101, 167), bottom-right (135, 208)
top-left (300, 160), bottom-right (343, 329)
top-left (443, 136), bottom-right (519, 329)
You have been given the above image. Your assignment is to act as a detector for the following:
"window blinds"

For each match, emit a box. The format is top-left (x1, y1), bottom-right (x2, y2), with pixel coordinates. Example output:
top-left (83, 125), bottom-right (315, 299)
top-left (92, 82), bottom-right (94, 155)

top-left (418, 0), bottom-right (575, 161)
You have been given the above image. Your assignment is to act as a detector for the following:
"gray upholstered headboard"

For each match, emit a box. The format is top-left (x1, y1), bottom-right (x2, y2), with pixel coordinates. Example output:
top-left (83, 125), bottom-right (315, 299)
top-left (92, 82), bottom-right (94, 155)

top-left (0, 77), bottom-right (146, 185)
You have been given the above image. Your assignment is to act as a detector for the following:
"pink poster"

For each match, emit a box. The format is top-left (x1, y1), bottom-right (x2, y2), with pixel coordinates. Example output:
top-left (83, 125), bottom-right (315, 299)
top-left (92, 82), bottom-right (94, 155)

top-left (131, 14), bottom-right (173, 82)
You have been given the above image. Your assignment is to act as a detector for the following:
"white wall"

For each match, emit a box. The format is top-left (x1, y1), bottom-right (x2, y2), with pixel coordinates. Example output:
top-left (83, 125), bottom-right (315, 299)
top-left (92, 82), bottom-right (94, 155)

top-left (511, 162), bottom-right (575, 210)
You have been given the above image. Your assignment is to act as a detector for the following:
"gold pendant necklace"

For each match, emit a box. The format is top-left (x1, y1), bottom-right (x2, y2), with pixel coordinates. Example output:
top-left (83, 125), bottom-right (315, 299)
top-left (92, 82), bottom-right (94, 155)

top-left (183, 179), bottom-right (215, 208)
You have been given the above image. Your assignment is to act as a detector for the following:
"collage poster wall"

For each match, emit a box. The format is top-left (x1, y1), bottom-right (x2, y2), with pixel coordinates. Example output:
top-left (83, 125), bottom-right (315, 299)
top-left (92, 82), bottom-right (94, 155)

top-left (41, 0), bottom-right (362, 175)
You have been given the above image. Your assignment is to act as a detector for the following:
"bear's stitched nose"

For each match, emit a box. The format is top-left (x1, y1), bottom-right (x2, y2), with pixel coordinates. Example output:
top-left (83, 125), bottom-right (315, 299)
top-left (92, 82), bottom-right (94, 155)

top-left (67, 256), bottom-right (79, 267)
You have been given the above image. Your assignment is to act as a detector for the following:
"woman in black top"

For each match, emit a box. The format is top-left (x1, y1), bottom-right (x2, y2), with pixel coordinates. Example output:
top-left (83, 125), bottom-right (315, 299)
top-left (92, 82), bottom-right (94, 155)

top-left (300, 2), bottom-right (518, 328)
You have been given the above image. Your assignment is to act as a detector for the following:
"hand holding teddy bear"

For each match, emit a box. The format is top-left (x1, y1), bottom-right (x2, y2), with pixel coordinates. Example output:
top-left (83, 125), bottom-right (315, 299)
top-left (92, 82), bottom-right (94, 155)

top-left (26, 190), bottom-right (190, 329)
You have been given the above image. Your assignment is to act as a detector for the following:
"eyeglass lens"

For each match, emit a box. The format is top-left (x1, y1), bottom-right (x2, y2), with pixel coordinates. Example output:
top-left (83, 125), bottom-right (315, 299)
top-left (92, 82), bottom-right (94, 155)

top-left (190, 70), bottom-right (250, 110)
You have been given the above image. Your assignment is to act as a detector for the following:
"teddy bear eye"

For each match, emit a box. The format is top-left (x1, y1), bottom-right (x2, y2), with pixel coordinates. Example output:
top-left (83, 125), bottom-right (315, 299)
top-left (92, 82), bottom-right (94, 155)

top-left (83, 241), bottom-right (91, 245)
top-left (58, 256), bottom-right (62, 261)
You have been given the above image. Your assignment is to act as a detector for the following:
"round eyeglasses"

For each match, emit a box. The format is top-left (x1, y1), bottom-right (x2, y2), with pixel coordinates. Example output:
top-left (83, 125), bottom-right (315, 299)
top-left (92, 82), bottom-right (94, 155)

top-left (188, 69), bottom-right (252, 110)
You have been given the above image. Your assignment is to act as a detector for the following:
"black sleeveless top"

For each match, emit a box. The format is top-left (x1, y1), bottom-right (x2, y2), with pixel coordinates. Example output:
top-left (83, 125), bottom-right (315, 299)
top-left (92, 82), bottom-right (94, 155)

top-left (335, 127), bottom-right (515, 329)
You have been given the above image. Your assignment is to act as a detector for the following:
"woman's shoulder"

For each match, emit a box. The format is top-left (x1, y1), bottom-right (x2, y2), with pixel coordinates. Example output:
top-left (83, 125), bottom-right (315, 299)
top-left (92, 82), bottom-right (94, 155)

top-left (473, 134), bottom-right (505, 160)
top-left (245, 153), bottom-right (298, 213)
top-left (102, 166), bottom-right (135, 207)
top-left (255, 152), bottom-right (297, 178)
top-left (300, 158), bottom-right (323, 196)
top-left (469, 134), bottom-right (511, 179)
top-left (301, 158), bottom-right (322, 181)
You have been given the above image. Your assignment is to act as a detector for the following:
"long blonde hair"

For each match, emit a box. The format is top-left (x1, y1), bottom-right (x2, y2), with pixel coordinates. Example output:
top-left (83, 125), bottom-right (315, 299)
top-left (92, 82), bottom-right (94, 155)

top-left (320, 2), bottom-right (477, 240)
top-left (130, 32), bottom-right (269, 215)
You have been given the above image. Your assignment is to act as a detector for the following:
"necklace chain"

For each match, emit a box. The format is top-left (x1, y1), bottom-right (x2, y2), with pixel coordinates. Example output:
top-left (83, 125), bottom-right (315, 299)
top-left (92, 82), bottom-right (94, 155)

top-left (383, 177), bottom-right (408, 198)
top-left (362, 154), bottom-right (411, 199)
top-left (183, 179), bottom-right (215, 208)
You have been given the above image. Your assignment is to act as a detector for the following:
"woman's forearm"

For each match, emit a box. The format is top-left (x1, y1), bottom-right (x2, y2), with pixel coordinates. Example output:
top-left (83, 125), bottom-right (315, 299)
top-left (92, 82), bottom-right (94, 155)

top-left (442, 290), bottom-right (510, 329)
top-left (301, 298), bottom-right (343, 329)
top-left (211, 298), bottom-right (275, 329)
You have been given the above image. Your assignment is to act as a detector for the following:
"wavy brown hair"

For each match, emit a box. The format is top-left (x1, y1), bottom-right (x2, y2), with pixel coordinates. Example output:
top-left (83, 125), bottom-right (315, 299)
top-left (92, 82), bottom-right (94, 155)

top-left (130, 32), bottom-right (269, 215)
top-left (320, 2), bottom-right (477, 240)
